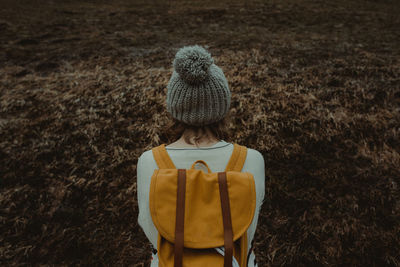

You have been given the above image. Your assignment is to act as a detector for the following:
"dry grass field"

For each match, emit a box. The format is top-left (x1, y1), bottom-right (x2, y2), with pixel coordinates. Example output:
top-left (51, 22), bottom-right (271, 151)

top-left (1, 0), bottom-right (399, 266)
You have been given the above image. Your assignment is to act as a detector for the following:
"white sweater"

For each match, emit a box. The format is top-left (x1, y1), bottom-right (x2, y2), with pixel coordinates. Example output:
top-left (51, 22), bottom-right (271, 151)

top-left (136, 140), bottom-right (266, 266)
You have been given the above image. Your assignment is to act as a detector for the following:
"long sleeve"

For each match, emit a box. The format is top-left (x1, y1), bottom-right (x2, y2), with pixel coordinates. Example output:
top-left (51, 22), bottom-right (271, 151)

top-left (242, 149), bottom-right (265, 254)
top-left (137, 151), bottom-right (159, 247)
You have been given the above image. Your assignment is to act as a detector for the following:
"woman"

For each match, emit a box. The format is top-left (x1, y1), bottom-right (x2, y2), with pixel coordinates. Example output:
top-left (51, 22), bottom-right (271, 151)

top-left (136, 45), bottom-right (265, 266)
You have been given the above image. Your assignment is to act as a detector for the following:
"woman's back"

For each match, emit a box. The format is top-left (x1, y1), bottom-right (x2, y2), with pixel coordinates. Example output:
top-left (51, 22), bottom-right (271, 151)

top-left (136, 140), bottom-right (265, 266)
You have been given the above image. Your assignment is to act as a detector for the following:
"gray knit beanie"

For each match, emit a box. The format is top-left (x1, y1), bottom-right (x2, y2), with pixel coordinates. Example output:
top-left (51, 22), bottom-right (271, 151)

top-left (166, 44), bottom-right (231, 126)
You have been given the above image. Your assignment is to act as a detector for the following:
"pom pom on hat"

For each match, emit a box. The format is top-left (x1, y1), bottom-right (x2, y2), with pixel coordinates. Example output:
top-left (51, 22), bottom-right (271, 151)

top-left (173, 44), bottom-right (214, 84)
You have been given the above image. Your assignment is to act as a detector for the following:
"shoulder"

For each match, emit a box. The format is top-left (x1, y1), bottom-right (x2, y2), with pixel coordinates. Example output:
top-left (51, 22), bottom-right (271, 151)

top-left (246, 147), bottom-right (264, 161)
top-left (137, 149), bottom-right (156, 166)
top-left (138, 149), bottom-right (152, 161)
top-left (136, 149), bottom-right (159, 178)
top-left (244, 146), bottom-right (265, 166)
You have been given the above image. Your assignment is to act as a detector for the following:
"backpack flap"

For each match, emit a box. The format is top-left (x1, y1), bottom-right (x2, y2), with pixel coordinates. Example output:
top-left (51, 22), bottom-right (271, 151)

top-left (149, 168), bottom-right (256, 248)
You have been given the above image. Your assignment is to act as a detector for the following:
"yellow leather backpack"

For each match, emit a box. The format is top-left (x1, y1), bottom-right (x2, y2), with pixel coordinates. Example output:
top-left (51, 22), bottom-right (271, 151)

top-left (150, 143), bottom-right (257, 267)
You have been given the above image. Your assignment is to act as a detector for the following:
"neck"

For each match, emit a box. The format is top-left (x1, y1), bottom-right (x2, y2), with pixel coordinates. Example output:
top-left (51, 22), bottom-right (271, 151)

top-left (170, 129), bottom-right (221, 148)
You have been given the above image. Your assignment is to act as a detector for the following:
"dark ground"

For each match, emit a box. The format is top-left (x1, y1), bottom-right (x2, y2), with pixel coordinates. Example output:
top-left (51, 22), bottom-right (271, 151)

top-left (1, 0), bottom-right (399, 266)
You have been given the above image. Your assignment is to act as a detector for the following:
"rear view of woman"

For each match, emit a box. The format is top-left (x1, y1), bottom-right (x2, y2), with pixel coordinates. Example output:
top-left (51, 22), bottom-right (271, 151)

top-left (137, 44), bottom-right (265, 266)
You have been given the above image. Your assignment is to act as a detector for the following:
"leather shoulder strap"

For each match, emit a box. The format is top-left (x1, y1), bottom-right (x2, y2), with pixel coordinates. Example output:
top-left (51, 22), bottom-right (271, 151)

top-left (225, 143), bottom-right (247, 172)
top-left (151, 144), bottom-right (176, 169)
top-left (218, 172), bottom-right (233, 267)
top-left (174, 169), bottom-right (186, 267)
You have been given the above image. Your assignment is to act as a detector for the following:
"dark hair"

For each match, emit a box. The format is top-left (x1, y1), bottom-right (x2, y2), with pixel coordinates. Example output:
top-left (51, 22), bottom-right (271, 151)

top-left (164, 111), bottom-right (232, 147)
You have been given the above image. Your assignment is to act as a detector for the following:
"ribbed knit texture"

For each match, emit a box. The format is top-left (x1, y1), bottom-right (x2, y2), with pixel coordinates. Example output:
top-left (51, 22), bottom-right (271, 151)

top-left (166, 45), bottom-right (231, 126)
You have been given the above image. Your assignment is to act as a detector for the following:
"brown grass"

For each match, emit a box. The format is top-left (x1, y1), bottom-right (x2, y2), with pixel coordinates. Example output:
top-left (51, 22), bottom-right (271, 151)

top-left (1, 0), bottom-right (399, 266)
